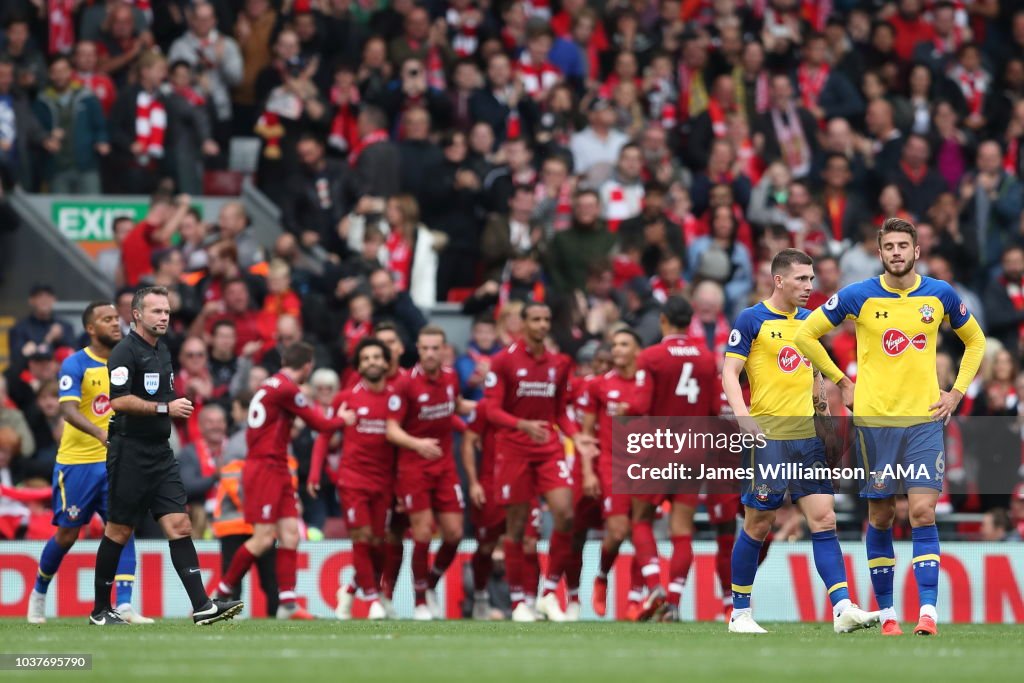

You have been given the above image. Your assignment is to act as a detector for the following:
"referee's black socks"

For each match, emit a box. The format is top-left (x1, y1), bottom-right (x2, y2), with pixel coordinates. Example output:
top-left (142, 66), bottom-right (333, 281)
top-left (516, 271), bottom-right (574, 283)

top-left (93, 535), bottom-right (125, 614)
top-left (169, 537), bottom-right (212, 611)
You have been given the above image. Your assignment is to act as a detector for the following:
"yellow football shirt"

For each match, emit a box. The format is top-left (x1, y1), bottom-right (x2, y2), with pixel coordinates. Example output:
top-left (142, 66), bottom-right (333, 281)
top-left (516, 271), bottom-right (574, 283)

top-left (57, 347), bottom-right (113, 464)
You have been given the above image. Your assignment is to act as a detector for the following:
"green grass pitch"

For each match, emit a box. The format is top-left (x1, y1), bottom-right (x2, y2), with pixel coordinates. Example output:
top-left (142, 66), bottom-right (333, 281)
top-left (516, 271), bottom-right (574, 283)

top-left (2, 620), bottom-right (1021, 682)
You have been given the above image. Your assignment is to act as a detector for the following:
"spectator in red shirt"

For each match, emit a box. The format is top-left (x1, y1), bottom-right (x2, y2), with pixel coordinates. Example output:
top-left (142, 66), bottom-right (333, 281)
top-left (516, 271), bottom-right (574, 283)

top-left (193, 278), bottom-right (266, 356)
top-left (120, 192), bottom-right (191, 287)
top-left (72, 41), bottom-right (117, 115)
top-left (888, 0), bottom-right (934, 63)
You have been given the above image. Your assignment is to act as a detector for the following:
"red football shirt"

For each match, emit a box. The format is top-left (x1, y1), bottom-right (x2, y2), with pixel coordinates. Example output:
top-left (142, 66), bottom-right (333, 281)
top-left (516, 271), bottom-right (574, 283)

top-left (467, 399), bottom-right (498, 491)
top-left (387, 364), bottom-right (459, 467)
top-left (121, 220), bottom-right (161, 286)
top-left (583, 369), bottom-right (647, 464)
top-left (335, 380), bottom-right (398, 492)
top-left (636, 334), bottom-right (720, 417)
top-left (483, 341), bottom-right (576, 455)
top-left (246, 372), bottom-right (346, 463)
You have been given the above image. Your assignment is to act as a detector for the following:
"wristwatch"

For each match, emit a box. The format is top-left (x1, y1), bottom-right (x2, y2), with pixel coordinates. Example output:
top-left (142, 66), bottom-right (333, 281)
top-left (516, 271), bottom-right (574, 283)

top-left (156, 402), bottom-right (169, 415)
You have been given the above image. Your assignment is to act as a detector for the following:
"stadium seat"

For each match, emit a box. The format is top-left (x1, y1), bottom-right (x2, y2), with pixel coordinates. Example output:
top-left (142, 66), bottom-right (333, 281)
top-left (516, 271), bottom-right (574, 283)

top-left (446, 288), bottom-right (475, 304)
top-left (203, 170), bottom-right (246, 196)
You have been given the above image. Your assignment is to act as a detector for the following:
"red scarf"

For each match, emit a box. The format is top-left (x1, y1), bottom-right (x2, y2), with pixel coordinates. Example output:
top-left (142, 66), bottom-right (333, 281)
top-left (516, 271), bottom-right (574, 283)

top-left (135, 90), bottom-right (166, 161)
top-left (826, 193), bottom-right (847, 241)
top-left (537, 181), bottom-right (573, 232)
top-left (386, 231), bottom-right (412, 290)
top-left (194, 437), bottom-right (220, 503)
top-left (901, 160), bottom-right (928, 185)
top-left (349, 129), bottom-right (389, 167)
top-left (736, 138), bottom-right (762, 183)
top-left (686, 316), bottom-right (730, 356)
top-left (650, 275), bottom-right (686, 303)
top-left (344, 319), bottom-right (372, 358)
top-left (426, 45), bottom-right (446, 91)
top-left (1004, 138), bottom-right (1020, 175)
top-left (707, 98), bottom-right (729, 138)
top-left (1003, 274), bottom-right (1024, 340)
top-left (797, 64), bottom-right (829, 110)
top-left (447, 6), bottom-right (480, 57)
top-left (677, 63), bottom-right (708, 120)
top-left (329, 85), bottom-right (361, 154)
top-left (955, 68), bottom-right (987, 115)
top-left (932, 26), bottom-right (965, 54)
top-left (612, 254), bottom-right (644, 287)
top-left (175, 85), bottom-right (206, 107)
top-left (49, 0), bottom-right (76, 55)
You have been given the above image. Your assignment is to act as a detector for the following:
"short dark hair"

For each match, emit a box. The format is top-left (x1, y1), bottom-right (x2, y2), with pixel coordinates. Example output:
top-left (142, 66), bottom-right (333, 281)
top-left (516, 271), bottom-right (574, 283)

top-left (151, 247), bottom-right (179, 271)
top-left (211, 319), bottom-right (236, 336)
top-left (281, 341), bottom-right (315, 369)
top-left (661, 296), bottom-right (693, 329)
top-left (613, 327), bottom-right (643, 347)
top-left (373, 320), bottom-right (400, 336)
top-left (814, 254), bottom-right (839, 269)
top-left (472, 313), bottom-right (496, 327)
top-left (359, 104), bottom-right (389, 130)
top-left (771, 248), bottom-right (813, 275)
top-left (355, 337), bottom-right (392, 365)
top-left (521, 301), bottom-right (550, 320)
top-left (48, 54), bottom-right (72, 69)
top-left (82, 300), bottom-right (115, 329)
top-left (418, 324), bottom-right (447, 343)
top-left (131, 286), bottom-right (169, 313)
top-left (877, 217), bottom-right (917, 247)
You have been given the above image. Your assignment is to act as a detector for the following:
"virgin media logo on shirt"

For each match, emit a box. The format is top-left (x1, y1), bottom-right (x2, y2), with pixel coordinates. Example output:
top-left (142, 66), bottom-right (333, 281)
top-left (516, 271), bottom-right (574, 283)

top-left (882, 329), bottom-right (927, 356)
top-left (777, 346), bottom-right (810, 373)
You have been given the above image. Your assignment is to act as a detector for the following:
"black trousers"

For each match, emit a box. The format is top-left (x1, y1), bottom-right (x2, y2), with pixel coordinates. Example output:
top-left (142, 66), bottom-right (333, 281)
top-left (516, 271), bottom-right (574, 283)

top-left (219, 533), bottom-right (279, 617)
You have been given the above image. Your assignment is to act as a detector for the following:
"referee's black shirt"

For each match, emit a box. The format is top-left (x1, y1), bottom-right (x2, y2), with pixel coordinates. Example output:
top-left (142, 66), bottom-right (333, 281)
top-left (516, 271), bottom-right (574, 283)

top-left (107, 329), bottom-right (176, 441)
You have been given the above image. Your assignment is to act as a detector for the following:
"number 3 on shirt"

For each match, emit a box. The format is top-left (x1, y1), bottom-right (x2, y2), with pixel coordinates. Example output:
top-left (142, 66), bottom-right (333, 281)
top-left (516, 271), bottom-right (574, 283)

top-left (675, 362), bottom-right (700, 403)
top-left (248, 388), bottom-right (268, 428)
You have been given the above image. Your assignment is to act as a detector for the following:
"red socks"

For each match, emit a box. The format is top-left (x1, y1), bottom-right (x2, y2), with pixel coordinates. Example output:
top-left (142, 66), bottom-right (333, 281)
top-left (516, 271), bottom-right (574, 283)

top-left (542, 530), bottom-right (572, 596)
top-left (428, 541), bottom-right (459, 589)
top-left (504, 538), bottom-right (525, 607)
top-left (276, 547), bottom-right (297, 605)
top-left (667, 535), bottom-right (693, 606)
top-left (598, 543), bottom-right (619, 578)
top-left (382, 540), bottom-right (404, 598)
top-left (353, 541), bottom-right (378, 600)
top-left (412, 540), bottom-right (430, 604)
top-left (716, 534), bottom-right (735, 600)
top-left (471, 548), bottom-right (494, 592)
top-left (218, 544), bottom-right (257, 595)
top-left (632, 520), bottom-right (661, 591)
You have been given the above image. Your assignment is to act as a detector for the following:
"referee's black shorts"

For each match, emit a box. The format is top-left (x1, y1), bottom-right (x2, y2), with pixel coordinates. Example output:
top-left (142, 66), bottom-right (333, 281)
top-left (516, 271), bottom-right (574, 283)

top-left (106, 435), bottom-right (187, 527)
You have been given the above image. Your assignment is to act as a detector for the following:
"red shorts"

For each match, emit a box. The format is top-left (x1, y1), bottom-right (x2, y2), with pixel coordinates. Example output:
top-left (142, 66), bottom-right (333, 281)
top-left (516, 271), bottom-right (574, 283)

top-left (471, 487), bottom-right (506, 541)
top-left (242, 460), bottom-right (298, 524)
top-left (496, 450), bottom-right (573, 505)
top-left (396, 458), bottom-right (465, 515)
top-left (574, 494), bottom-right (603, 532)
top-left (339, 486), bottom-right (391, 537)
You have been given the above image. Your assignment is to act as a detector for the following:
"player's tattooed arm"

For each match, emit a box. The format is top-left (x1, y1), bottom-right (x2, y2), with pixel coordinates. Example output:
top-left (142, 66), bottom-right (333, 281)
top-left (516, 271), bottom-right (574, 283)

top-left (812, 369), bottom-right (830, 416)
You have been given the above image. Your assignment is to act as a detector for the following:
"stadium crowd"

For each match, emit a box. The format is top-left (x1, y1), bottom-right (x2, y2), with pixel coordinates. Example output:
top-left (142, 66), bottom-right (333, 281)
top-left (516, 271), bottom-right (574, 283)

top-left (3, 0), bottom-right (1024, 556)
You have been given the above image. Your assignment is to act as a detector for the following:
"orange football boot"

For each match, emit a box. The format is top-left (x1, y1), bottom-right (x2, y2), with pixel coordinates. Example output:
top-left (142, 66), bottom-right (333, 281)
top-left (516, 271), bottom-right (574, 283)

top-left (881, 619), bottom-right (903, 636)
top-left (914, 615), bottom-right (937, 636)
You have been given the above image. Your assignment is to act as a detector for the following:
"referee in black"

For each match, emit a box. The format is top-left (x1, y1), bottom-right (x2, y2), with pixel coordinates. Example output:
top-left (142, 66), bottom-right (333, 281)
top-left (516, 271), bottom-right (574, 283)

top-left (90, 286), bottom-right (243, 626)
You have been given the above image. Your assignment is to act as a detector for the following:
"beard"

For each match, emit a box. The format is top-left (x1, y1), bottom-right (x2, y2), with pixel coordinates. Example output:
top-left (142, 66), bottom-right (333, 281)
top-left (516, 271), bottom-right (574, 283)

top-left (97, 333), bottom-right (121, 349)
top-left (361, 366), bottom-right (386, 382)
top-left (883, 256), bottom-right (916, 277)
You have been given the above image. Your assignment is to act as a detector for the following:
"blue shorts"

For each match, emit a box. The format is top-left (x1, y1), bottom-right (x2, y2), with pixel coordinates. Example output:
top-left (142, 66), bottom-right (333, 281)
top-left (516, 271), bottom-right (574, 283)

top-left (52, 461), bottom-right (108, 527)
top-left (855, 421), bottom-right (944, 498)
top-left (740, 437), bottom-right (833, 511)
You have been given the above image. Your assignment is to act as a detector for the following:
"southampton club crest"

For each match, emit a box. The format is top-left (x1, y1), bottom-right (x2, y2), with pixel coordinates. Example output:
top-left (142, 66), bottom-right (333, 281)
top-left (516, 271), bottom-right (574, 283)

top-left (919, 304), bottom-right (935, 324)
top-left (871, 471), bottom-right (888, 491)
top-left (754, 483), bottom-right (771, 503)
top-left (67, 505), bottom-right (81, 521)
